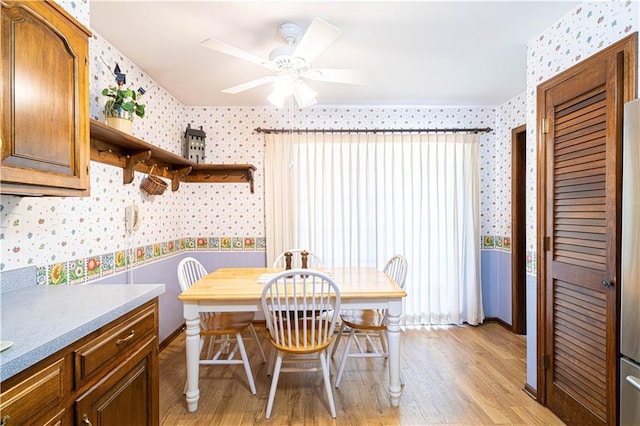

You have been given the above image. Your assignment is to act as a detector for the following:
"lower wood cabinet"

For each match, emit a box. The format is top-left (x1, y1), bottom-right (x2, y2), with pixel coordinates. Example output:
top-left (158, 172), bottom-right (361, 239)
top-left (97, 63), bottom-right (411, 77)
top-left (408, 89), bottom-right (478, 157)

top-left (0, 357), bottom-right (70, 425)
top-left (0, 300), bottom-right (159, 426)
top-left (75, 337), bottom-right (158, 426)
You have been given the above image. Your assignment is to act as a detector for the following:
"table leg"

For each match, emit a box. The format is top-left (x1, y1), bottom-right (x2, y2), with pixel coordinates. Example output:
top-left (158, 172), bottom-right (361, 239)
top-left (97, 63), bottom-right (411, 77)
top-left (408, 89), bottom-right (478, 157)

top-left (386, 312), bottom-right (402, 406)
top-left (185, 315), bottom-right (200, 412)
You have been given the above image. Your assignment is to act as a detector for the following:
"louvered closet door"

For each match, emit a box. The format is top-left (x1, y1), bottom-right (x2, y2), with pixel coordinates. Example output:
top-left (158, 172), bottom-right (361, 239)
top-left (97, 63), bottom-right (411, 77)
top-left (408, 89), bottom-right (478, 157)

top-left (540, 46), bottom-right (627, 425)
top-left (549, 82), bottom-right (611, 425)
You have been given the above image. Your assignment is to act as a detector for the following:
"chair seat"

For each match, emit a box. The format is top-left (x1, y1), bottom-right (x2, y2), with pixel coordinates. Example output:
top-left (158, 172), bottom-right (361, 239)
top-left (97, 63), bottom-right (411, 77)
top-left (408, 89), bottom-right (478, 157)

top-left (201, 312), bottom-right (255, 336)
top-left (340, 309), bottom-right (387, 330)
top-left (269, 319), bottom-right (335, 354)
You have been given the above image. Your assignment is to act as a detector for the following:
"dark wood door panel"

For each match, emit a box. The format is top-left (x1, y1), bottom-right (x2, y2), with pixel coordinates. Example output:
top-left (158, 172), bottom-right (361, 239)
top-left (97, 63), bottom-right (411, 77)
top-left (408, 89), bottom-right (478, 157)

top-left (537, 33), bottom-right (637, 426)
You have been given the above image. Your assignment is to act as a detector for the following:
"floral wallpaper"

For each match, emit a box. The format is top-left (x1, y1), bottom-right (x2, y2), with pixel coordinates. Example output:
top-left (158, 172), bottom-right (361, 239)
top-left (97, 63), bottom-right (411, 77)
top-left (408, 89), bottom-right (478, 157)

top-left (486, 92), bottom-right (527, 238)
top-left (479, 91), bottom-right (527, 268)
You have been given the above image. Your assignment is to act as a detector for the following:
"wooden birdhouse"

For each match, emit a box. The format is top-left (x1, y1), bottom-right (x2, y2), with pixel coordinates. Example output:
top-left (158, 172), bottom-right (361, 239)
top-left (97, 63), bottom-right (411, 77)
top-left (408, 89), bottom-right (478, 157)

top-left (184, 124), bottom-right (206, 163)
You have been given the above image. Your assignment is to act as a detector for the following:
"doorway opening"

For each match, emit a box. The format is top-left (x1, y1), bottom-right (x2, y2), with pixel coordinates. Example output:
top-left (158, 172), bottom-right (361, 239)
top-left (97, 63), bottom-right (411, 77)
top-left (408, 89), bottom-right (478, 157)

top-left (511, 125), bottom-right (527, 335)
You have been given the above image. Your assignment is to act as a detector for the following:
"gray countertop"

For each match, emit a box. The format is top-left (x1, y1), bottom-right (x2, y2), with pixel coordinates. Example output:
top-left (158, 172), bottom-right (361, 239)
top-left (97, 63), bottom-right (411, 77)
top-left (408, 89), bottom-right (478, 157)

top-left (0, 283), bottom-right (165, 382)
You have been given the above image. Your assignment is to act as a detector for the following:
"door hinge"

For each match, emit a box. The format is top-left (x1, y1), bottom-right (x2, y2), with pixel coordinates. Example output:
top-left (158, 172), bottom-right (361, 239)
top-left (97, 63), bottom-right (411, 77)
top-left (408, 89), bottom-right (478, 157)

top-left (542, 236), bottom-right (551, 251)
top-left (542, 354), bottom-right (549, 370)
top-left (542, 118), bottom-right (550, 134)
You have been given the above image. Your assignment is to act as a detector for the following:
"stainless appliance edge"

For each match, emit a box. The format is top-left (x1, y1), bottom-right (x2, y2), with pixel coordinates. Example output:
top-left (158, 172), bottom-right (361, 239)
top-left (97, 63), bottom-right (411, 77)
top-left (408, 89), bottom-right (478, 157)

top-left (620, 98), bottom-right (640, 426)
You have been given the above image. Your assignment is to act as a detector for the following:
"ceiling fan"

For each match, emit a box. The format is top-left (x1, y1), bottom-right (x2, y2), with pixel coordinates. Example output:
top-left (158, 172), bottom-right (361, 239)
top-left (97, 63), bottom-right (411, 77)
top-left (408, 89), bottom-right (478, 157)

top-left (201, 18), bottom-right (363, 108)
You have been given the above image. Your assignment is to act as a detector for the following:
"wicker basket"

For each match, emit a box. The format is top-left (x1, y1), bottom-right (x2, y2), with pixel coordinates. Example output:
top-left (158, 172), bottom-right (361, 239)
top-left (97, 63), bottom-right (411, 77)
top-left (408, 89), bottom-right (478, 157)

top-left (141, 165), bottom-right (168, 195)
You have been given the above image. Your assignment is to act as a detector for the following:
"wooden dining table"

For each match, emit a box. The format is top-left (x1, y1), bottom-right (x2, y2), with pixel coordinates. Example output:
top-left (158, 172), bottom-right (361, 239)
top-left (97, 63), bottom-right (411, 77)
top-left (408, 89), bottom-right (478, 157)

top-left (178, 266), bottom-right (407, 412)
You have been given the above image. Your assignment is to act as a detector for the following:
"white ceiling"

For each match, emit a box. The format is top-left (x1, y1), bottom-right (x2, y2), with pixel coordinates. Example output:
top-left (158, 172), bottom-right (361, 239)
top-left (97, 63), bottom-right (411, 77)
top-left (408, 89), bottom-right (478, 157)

top-left (90, 1), bottom-right (578, 107)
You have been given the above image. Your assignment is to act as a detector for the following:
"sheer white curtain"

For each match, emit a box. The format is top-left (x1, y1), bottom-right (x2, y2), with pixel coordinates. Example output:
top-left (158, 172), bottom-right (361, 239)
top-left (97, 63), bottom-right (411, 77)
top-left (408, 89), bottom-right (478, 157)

top-left (264, 132), bottom-right (483, 325)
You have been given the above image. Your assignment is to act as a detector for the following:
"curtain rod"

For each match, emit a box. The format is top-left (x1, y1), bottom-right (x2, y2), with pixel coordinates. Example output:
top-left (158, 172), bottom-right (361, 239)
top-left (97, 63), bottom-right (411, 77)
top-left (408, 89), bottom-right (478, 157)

top-left (254, 127), bottom-right (492, 134)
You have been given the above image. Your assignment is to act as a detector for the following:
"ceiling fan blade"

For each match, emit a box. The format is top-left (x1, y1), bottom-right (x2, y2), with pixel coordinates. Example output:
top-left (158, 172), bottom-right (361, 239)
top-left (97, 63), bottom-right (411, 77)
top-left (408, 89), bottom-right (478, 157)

top-left (201, 38), bottom-right (269, 68)
top-left (221, 76), bottom-right (276, 94)
top-left (306, 68), bottom-right (365, 85)
top-left (293, 18), bottom-right (341, 63)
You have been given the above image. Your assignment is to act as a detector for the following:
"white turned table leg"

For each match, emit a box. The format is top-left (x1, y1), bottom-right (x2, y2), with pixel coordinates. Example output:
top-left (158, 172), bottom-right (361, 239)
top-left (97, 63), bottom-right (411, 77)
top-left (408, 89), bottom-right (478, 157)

top-left (184, 305), bottom-right (201, 412)
top-left (386, 299), bottom-right (403, 406)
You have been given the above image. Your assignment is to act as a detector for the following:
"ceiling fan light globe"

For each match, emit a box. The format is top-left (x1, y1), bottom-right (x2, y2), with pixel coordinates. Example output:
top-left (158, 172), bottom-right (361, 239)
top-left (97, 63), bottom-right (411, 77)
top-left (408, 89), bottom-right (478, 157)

top-left (273, 76), bottom-right (295, 97)
top-left (293, 80), bottom-right (317, 108)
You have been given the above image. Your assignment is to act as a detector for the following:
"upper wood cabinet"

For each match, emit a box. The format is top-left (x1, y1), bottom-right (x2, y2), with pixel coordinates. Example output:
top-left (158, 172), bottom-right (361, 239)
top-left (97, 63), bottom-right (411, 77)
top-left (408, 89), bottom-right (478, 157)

top-left (1, 0), bottom-right (91, 196)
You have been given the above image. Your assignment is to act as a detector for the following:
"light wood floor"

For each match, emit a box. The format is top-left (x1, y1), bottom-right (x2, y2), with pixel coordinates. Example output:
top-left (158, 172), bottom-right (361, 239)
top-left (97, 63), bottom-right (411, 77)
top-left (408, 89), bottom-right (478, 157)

top-left (159, 322), bottom-right (564, 425)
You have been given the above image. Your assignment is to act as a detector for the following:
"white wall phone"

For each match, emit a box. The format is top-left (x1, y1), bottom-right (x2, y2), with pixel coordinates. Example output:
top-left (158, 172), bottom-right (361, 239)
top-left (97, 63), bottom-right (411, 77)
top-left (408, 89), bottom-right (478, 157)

top-left (125, 203), bottom-right (142, 232)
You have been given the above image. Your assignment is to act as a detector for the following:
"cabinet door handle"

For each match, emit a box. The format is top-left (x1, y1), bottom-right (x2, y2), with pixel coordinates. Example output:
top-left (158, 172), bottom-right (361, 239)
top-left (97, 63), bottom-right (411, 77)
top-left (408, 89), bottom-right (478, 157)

top-left (81, 414), bottom-right (92, 426)
top-left (116, 330), bottom-right (135, 345)
top-left (1, 415), bottom-right (10, 426)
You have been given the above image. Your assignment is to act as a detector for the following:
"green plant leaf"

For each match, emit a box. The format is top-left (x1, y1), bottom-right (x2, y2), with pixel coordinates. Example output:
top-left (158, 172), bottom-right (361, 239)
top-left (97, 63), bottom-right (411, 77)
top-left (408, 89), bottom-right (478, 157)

top-left (102, 82), bottom-right (146, 120)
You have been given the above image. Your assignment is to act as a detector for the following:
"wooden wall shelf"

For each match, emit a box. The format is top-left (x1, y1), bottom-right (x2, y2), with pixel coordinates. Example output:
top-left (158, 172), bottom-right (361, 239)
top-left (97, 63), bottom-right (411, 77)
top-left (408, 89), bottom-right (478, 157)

top-left (89, 119), bottom-right (256, 193)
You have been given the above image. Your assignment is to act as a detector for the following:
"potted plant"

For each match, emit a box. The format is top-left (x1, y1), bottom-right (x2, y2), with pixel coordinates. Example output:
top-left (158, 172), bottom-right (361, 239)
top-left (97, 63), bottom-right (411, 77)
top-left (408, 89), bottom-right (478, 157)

top-left (102, 66), bottom-right (146, 134)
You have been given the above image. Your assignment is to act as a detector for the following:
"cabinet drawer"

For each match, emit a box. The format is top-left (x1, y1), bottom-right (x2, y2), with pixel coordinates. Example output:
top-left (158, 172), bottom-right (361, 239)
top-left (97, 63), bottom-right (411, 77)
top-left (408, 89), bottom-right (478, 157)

top-left (74, 305), bottom-right (156, 387)
top-left (0, 358), bottom-right (66, 425)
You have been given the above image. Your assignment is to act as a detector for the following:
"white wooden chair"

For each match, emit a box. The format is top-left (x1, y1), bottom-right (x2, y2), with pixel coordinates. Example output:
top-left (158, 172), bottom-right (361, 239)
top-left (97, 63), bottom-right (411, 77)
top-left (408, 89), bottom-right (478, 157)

top-left (177, 257), bottom-right (266, 395)
top-left (261, 269), bottom-right (341, 419)
top-left (268, 249), bottom-right (324, 376)
top-left (272, 248), bottom-right (323, 269)
top-left (332, 254), bottom-right (408, 388)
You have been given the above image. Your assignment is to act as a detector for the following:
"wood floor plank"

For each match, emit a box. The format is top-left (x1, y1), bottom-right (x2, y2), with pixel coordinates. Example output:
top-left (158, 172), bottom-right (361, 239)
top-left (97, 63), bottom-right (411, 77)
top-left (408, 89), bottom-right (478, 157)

top-left (159, 323), bottom-right (564, 425)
